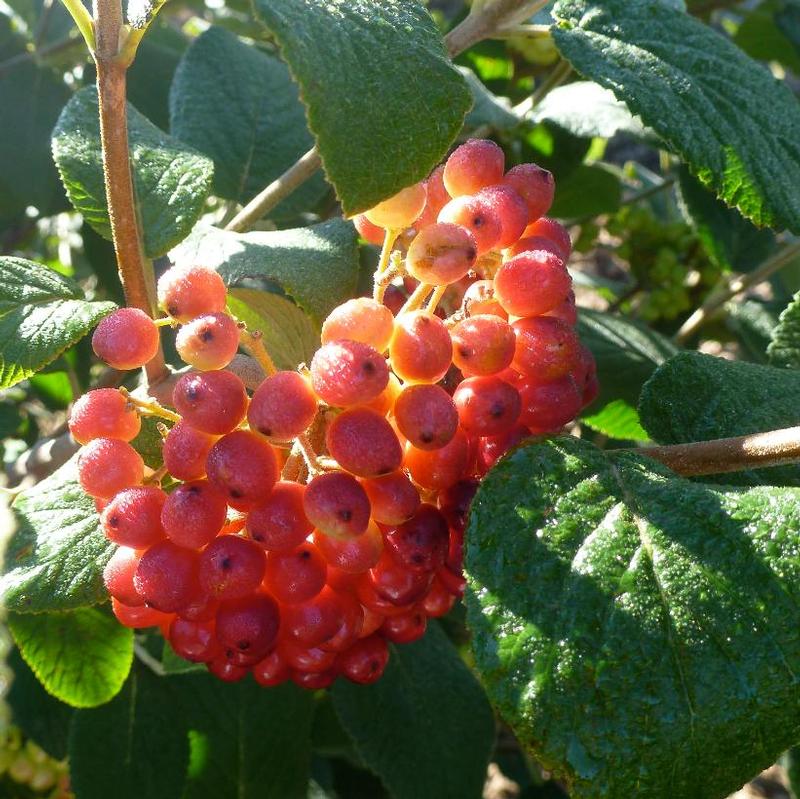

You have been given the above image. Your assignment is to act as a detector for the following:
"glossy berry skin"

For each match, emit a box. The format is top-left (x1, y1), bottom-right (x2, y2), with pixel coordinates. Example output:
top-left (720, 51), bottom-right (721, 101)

top-left (463, 280), bottom-right (507, 319)
top-left (206, 430), bottom-right (278, 511)
top-left (281, 585), bottom-right (357, 648)
top-left (207, 655), bottom-right (248, 682)
top-left (422, 578), bottom-right (456, 618)
top-left (438, 479), bottom-right (479, 534)
top-left (111, 598), bottom-right (173, 629)
top-left (175, 312), bottom-right (240, 371)
top-left (253, 649), bottom-right (291, 687)
top-left (134, 541), bottom-right (200, 613)
top-left (326, 407), bottom-right (402, 477)
top-left (168, 618), bottom-right (219, 662)
top-left (405, 223), bottom-right (477, 286)
top-left (502, 163), bottom-right (555, 222)
top-left (163, 421), bottom-right (217, 481)
top-left (478, 425), bottom-right (530, 474)
top-left (247, 481), bottom-right (313, 552)
top-left (437, 194), bottom-right (502, 255)
top-left (173, 370), bottom-right (248, 435)
top-left (545, 290), bottom-right (578, 325)
top-left (522, 217), bottom-right (572, 260)
top-left (161, 480), bottom-right (227, 549)
top-left (393, 384), bottom-right (458, 451)
top-left (381, 609), bottom-right (427, 644)
top-left (92, 308), bottom-right (160, 370)
top-left (451, 315), bottom-right (515, 377)
top-left (68, 388), bottom-right (140, 444)
top-left (477, 184), bottom-right (528, 249)
top-left (77, 437), bottom-right (144, 499)
top-left (367, 550), bottom-right (432, 606)
top-left (506, 234), bottom-right (566, 262)
top-left (360, 472), bottom-right (420, 526)
top-left (352, 214), bottom-right (386, 245)
top-left (415, 165), bottom-right (450, 229)
top-left (310, 340), bottom-right (389, 407)
top-left (454, 375), bottom-right (521, 436)
top-left (511, 316), bottom-right (581, 381)
top-left (338, 635), bottom-right (389, 685)
top-left (313, 520), bottom-right (384, 573)
top-left (103, 546), bottom-right (144, 606)
top-left (443, 139), bottom-right (505, 197)
top-left (199, 535), bottom-right (266, 600)
top-left (263, 542), bottom-right (327, 604)
top-left (518, 375), bottom-right (583, 433)
top-left (215, 593), bottom-right (280, 662)
top-left (101, 486), bottom-right (166, 548)
top-left (303, 471), bottom-right (371, 539)
top-left (494, 250), bottom-right (571, 317)
top-left (248, 371), bottom-right (317, 442)
top-left (389, 311), bottom-right (452, 384)
top-left (404, 428), bottom-right (471, 491)
top-left (319, 595), bottom-right (364, 652)
top-left (385, 504), bottom-right (449, 574)
top-left (321, 298), bottom-right (395, 352)
top-left (157, 265), bottom-right (227, 323)
top-left (364, 183), bottom-right (427, 229)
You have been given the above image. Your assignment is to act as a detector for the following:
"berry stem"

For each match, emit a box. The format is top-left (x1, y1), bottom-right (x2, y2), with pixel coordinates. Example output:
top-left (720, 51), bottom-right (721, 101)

top-left (398, 282), bottom-right (433, 317)
top-left (144, 464), bottom-right (168, 485)
top-left (225, 146), bottom-right (322, 233)
top-left (238, 328), bottom-right (278, 377)
top-left (445, 0), bottom-right (548, 57)
top-left (635, 425), bottom-right (800, 477)
top-left (295, 432), bottom-right (323, 477)
top-left (120, 387), bottom-right (181, 423)
top-left (94, 0), bottom-right (168, 386)
top-left (425, 285), bottom-right (448, 316)
top-left (373, 228), bottom-right (401, 303)
top-left (59, 0), bottom-right (95, 50)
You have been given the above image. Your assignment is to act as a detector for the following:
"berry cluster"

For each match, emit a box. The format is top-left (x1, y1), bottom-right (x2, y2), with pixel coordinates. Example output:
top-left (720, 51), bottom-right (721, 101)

top-left (71, 138), bottom-right (596, 689)
top-left (0, 728), bottom-right (71, 798)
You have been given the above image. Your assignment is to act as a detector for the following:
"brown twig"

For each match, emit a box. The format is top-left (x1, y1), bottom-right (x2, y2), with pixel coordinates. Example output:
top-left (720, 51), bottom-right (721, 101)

top-left (445, 0), bottom-right (548, 57)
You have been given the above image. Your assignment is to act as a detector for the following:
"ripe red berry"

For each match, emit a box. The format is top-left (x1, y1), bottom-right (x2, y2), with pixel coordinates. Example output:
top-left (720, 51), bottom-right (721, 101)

top-left (438, 479), bottom-right (479, 533)
top-left (68, 388), bottom-right (140, 444)
top-left (502, 163), bottom-right (555, 222)
top-left (415, 165), bottom-right (451, 230)
top-left (103, 546), bottom-right (144, 606)
top-left (511, 316), bottom-right (581, 380)
top-left (385, 504), bottom-right (449, 573)
top-left (77, 437), bottom-right (144, 499)
top-left (421, 577), bottom-right (456, 618)
top-left (310, 340), bottom-right (389, 407)
top-left (443, 139), bottom-right (505, 197)
top-left (281, 640), bottom-right (338, 674)
top-left (326, 407), bottom-right (403, 477)
top-left (168, 618), bottom-right (219, 662)
top-left (206, 430), bottom-right (278, 511)
top-left (364, 183), bottom-right (427, 229)
top-left (176, 312), bottom-right (240, 371)
top-left (381, 609), bottom-right (427, 644)
top-left (477, 425), bottom-right (530, 474)
top-left (157, 265), bottom-right (227, 322)
top-left (321, 298), bottom-right (395, 352)
top-left (263, 542), bottom-right (327, 604)
top-left (437, 194), bottom-right (502, 255)
top-left (101, 486), bottom-right (166, 548)
top-left (281, 585), bottom-right (356, 648)
top-left (494, 251), bottom-right (572, 317)
top-left (313, 520), bottom-right (384, 573)
top-left (405, 223), bottom-right (477, 286)
top-left (451, 315), bottom-right (515, 377)
top-left (92, 308), bottom-right (160, 370)
top-left (463, 280), bottom-right (507, 319)
top-left (215, 593), bottom-right (280, 662)
top-left (544, 290), bottom-right (578, 325)
top-left (360, 471), bottom-right (420, 526)
top-left (134, 541), bottom-right (200, 613)
top-left (172, 370), bottom-right (248, 435)
top-left (338, 635), bottom-right (389, 685)
top-left (393, 384), bottom-right (458, 450)
top-left (207, 654), bottom-right (248, 682)
top-left (454, 375), bottom-right (521, 436)
top-left (303, 471), bottom-right (371, 539)
top-left (253, 649), bottom-right (291, 687)
top-left (352, 214), bottom-right (386, 245)
top-left (199, 535), bottom-right (267, 600)
top-left (477, 184), bottom-right (529, 249)
top-left (367, 550), bottom-right (432, 606)
top-left (522, 217), bottom-right (572, 260)
top-left (404, 428), bottom-right (471, 491)
top-left (163, 420), bottom-right (217, 481)
top-left (161, 479), bottom-right (228, 549)
top-left (111, 597), bottom-right (172, 629)
top-left (247, 481), bottom-right (313, 551)
top-left (518, 375), bottom-right (583, 433)
top-left (389, 311), bottom-right (452, 384)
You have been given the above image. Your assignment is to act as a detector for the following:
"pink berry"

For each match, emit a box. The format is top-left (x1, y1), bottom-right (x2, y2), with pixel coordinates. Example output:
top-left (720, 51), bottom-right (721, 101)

top-left (163, 421), bottom-right (218, 481)
top-left (443, 139), bottom-right (505, 197)
top-left (173, 370), bottom-right (248, 435)
top-left (494, 250), bottom-right (572, 317)
top-left (101, 486), bottom-right (166, 548)
top-left (247, 481), bottom-right (313, 552)
top-left (68, 388), bottom-right (140, 444)
top-left (406, 223), bottom-right (477, 286)
top-left (364, 183), bottom-right (427, 229)
top-left (199, 535), bottom-right (266, 600)
top-left (162, 480), bottom-right (228, 549)
top-left (92, 308), bottom-right (160, 370)
top-left (310, 340), bottom-right (389, 407)
top-left (175, 312), bottom-right (240, 371)
top-left (248, 371), bottom-right (318, 442)
top-left (321, 298), bottom-right (395, 352)
top-left (502, 163), bottom-right (555, 222)
top-left (437, 195), bottom-right (502, 255)
top-left (326, 407), bottom-right (403, 477)
top-left (157, 265), bottom-right (227, 323)
top-left (77, 438), bottom-right (144, 499)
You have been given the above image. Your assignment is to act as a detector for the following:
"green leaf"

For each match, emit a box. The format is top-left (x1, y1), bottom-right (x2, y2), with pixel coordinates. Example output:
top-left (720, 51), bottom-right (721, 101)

top-left (131, 415), bottom-right (166, 470)
top-left (170, 220), bottom-right (359, 325)
top-left (768, 291), bottom-right (800, 369)
top-left (227, 289), bottom-right (319, 371)
top-left (581, 399), bottom-right (650, 442)
top-left (52, 86), bottom-right (214, 258)
top-left (160, 642), bottom-right (205, 675)
top-left (734, 0), bottom-right (800, 73)
top-left (8, 648), bottom-right (73, 759)
top-left (533, 81), bottom-right (649, 140)
top-left (549, 163), bottom-right (621, 220)
top-left (251, 0), bottom-right (471, 216)
top-left (576, 308), bottom-right (679, 408)
top-left (29, 369), bottom-right (74, 410)
top-left (639, 351), bottom-right (800, 485)
top-left (331, 623), bottom-right (494, 799)
top-left (0, 15), bottom-right (70, 219)
top-left (466, 434), bottom-right (800, 799)
top-left (1, 457), bottom-right (113, 613)
top-left (726, 299), bottom-right (781, 364)
top-left (552, 0), bottom-right (800, 232)
top-left (459, 67), bottom-right (521, 132)
top-left (8, 607), bottom-right (133, 708)
top-left (677, 167), bottom-right (775, 273)
top-left (169, 26), bottom-right (327, 217)
top-left (69, 666), bottom-right (190, 799)
top-left (0, 256), bottom-right (115, 389)
top-left (177, 676), bottom-right (315, 799)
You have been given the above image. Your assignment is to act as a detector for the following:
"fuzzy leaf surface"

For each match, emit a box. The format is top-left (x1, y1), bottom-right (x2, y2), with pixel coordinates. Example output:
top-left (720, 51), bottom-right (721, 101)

top-left (768, 291), bottom-right (800, 369)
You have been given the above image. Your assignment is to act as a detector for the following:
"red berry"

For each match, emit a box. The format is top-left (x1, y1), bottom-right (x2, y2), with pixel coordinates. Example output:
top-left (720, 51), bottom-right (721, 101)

top-left (199, 535), bottom-right (266, 600)
top-left (338, 635), bottom-right (389, 685)
top-left (502, 163), bottom-right (555, 222)
top-left (437, 194), bottom-right (502, 255)
top-left (103, 546), bottom-right (144, 606)
top-left (310, 340), bottom-right (389, 407)
top-left (360, 472), bottom-right (420, 526)
top-left (389, 311), bottom-right (452, 384)
top-left (364, 183), bottom-right (427, 229)
top-left (367, 550), bottom-right (432, 606)
top-left (385, 504), bottom-right (449, 574)
top-left (282, 585), bottom-right (357, 648)
top-left (517, 375), bottom-right (583, 433)
top-left (494, 251), bottom-right (571, 317)
top-left (263, 542), bottom-right (327, 604)
top-left (454, 375), bottom-right (521, 436)
top-left (77, 438), bottom-right (144, 499)
top-left (290, 669), bottom-right (338, 690)
top-left (176, 312), bottom-right (240, 371)
top-left (463, 280), bottom-right (507, 319)
top-left (215, 593), bottom-right (280, 661)
top-left (511, 316), bottom-right (581, 380)
top-left (248, 371), bottom-right (317, 442)
top-left (406, 223), bottom-right (477, 286)
top-left (247, 481), bottom-right (313, 551)
top-left (281, 639), bottom-right (338, 672)
top-left (162, 479), bottom-right (228, 549)
top-left (157, 265), bottom-right (227, 323)
top-left (111, 597), bottom-right (172, 629)
top-left (326, 407), bottom-right (402, 477)
top-left (172, 370), bottom-right (248, 435)
top-left (101, 486), bottom-right (166, 548)
top-left (207, 655), bottom-right (248, 682)
top-left (253, 649), bottom-right (291, 687)
top-left (92, 308), bottom-right (160, 370)
top-left (451, 315), bottom-right (515, 377)
top-left (393, 384), bottom-right (458, 451)
top-left (303, 471), bottom-right (371, 539)
top-left (438, 479), bottom-right (479, 533)
top-left (163, 421), bottom-right (217, 481)
top-left (321, 298), bottom-right (395, 352)
top-left (544, 290), bottom-right (578, 325)
top-left (206, 430), bottom-right (278, 511)
top-left (313, 520), bottom-right (384, 573)
top-left (168, 618), bottom-right (219, 662)
top-left (381, 609), bottom-right (427, 644)
top-left (404, 428), bottom-right (471, 491)
top-left (522, 217), bottom-right (572, 260)
top-left (352, 214), bottom-right (386, 245)
top-left (134, 541), bottom-right (200, 613)
top-left (415, 165), bottom-right (451, 230)
top-left (421, 577), bottom-right (456, 618)
top-left (68, 388), bottom-right (140, 444)
top-left (506, 234), bottom-right (566, 261)
top-left (443, 139), bottom-right (505, 197)
top-left (478, 425), bottom-right (530, 473)
top-left (477, 184), bottom-right (528, 249)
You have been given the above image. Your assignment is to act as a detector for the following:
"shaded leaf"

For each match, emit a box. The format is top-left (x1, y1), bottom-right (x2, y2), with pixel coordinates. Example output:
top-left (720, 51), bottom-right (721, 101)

top-left (768, 291), bottom-right (800, 369)
top-left (734, 0), bottom-right (800, 73)
top-left (459, 67), bottom-right (521, 132)
top-left (9, 607), bottom-right (133, 708)
top-left (549, 164), bottom-right (621, 220)
top-left (251, 0), bottom-right (471, 216)
top-left (466, 435), bottom-right (800, 799)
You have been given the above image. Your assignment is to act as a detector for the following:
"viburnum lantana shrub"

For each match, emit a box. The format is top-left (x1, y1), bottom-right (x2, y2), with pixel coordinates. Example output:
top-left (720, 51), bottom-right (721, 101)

top-left (4, 1), bottom-right (800, 798)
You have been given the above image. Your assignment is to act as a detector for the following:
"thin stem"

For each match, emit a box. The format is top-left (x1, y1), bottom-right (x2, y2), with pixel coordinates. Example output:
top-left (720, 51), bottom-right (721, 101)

top-left (636, 425), bottom-right (800, 477)
top-left (295, 432), bottom-right (323, 477)
top-left (94, 0), bottom-right (167, 385)
top-left (425, 285), bottom-right (448, 316)
top-left (225, 147), bottom-right (322, 233)
top-left (238, 327), bottom-right (278, 377)
top-left (675, 239), bottom-right (800, 344)
top-left (60, 0), bottom-right (95, 51)
top-left (373, 228), bottom-right (401, 302)
top-left (133, 640), bottom-right (165, 676)
top-left (445, 0), bottom-right (548, 57)
top-left (399, 282), bottom-right (433, 317)
top-left (120, 387), bottom-right (181, 422)
top-left (492, 23), bottom-right (550, 39)
top-left (0, 34), bottom-right (85, 79)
